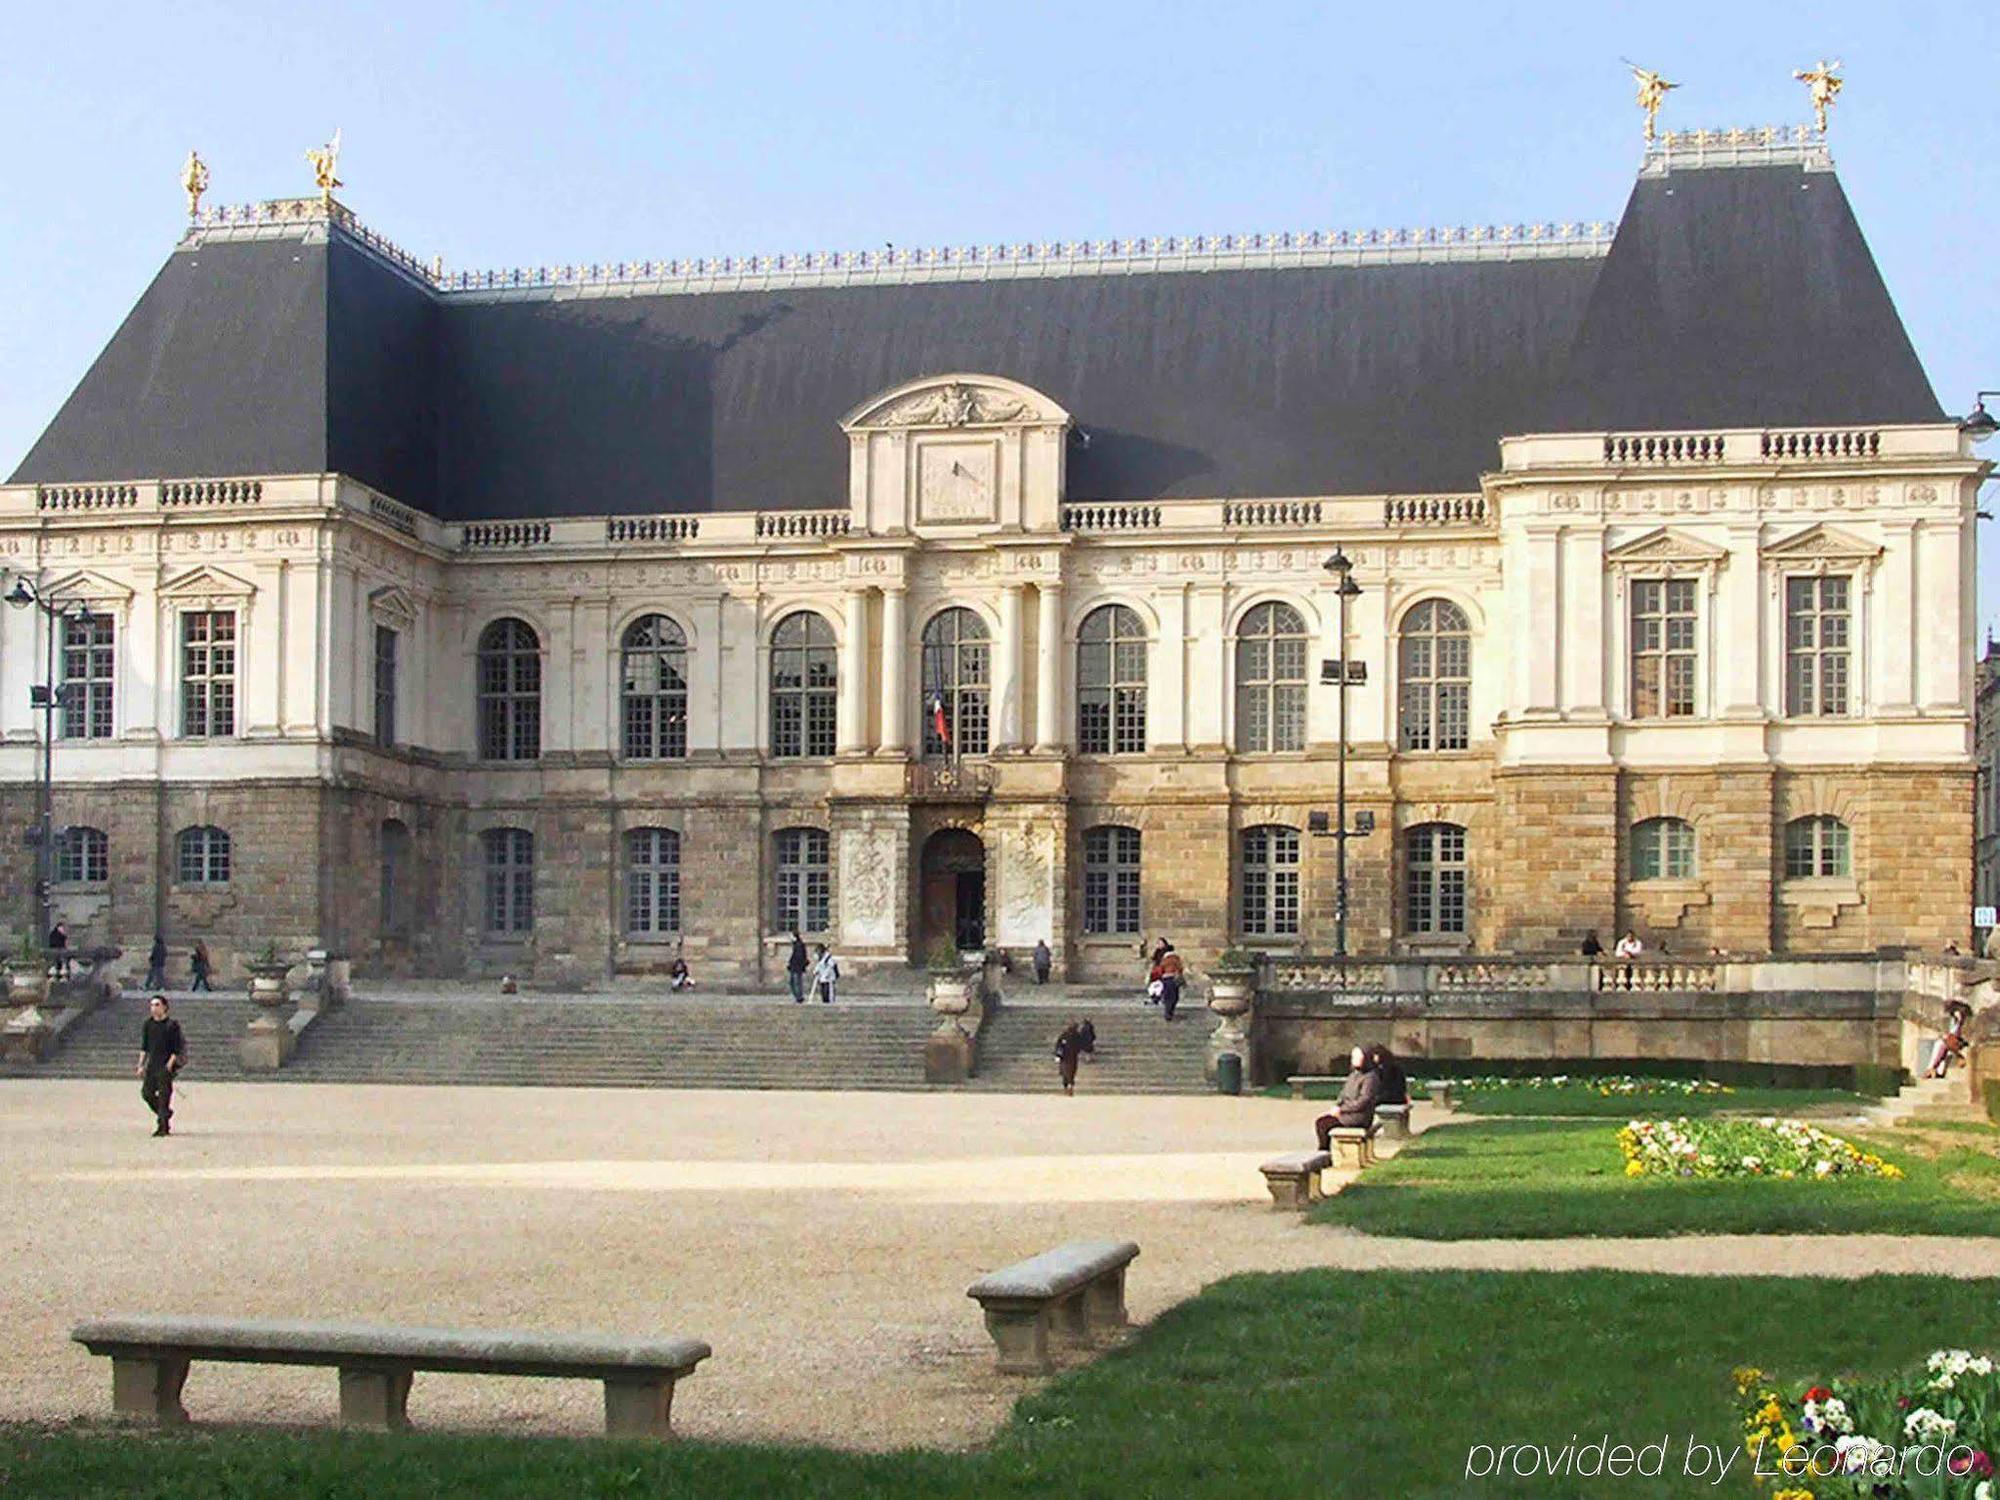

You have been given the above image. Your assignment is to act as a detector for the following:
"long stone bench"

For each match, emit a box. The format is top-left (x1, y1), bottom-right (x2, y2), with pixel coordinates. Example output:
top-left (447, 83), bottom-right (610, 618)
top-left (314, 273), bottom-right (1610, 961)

top-left (1287, 1074), bottom-right (1340, 1099)
top-left (966, 1240), bottom-right (1138, 1374)
top-left (1259, 1150), bottom-right (1332, 1209)
top-left (71, 1316), bottom-right (711, 1438)
top-left (1375, 1102), bottom-right (1412, 1139)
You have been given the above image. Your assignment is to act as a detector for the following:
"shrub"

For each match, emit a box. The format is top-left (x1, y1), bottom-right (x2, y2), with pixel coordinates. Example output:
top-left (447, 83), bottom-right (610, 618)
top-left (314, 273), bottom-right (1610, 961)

top-left (924, 936), bottom-right (964, 974)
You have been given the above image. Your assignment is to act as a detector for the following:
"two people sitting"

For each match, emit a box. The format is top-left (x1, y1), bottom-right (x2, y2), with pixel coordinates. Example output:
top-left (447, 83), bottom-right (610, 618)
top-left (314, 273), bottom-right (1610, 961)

top-left (1313, 1044), bottom-right (1408, 1151)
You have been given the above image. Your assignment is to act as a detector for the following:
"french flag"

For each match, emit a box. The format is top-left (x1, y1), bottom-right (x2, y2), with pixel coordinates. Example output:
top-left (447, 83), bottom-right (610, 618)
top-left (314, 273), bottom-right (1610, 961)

top-left (930, 692), bottom-right (951, 746)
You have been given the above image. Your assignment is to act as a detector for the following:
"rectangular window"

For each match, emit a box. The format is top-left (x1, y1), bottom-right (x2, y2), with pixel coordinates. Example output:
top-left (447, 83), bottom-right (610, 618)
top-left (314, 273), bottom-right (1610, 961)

top-left (180, 611), bottom-right (237, 738)
top-left (773, 829), bottom-right (831, 933)
top-left (60, 613), bottom-right (116, 740)
top-left (1785, 575), bottom-right (1851, 716)
top-left (1240, 828), bottom-right (1300, 937)
top-left (1082, 827), bottom-right (1141, 935)
top-left (374, 626), bottom-right (398, 747)
top-left (1630, 579), bottom-right (1697, 719)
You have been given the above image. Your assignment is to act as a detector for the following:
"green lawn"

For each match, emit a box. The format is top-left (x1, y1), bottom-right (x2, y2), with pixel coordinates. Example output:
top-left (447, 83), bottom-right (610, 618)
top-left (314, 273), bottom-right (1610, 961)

top-left (1312, 1118), bottom-right (2000, 1239)
top-left (1268, 1081), bottom-right (1865, 1116)
top-left (6, 1272), bottom-right (1995, 1498)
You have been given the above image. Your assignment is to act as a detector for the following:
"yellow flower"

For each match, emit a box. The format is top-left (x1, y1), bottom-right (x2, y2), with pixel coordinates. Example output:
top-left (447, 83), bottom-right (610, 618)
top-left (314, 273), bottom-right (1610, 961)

top-left (1626, 1160), bottom-right (1646, 1177)
top-left (1733, 1365), bottom-right (1765, 1393)
top-left (1758, 1400), bottom-right (1783, 1424)
top-left (1772, 1489), bottom-right (1815, 1500)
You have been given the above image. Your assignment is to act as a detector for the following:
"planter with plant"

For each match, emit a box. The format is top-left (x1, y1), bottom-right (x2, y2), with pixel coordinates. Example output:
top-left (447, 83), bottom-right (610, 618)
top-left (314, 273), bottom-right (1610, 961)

top-left (925, 936), bottom-right (973, 1018)
top-left (1206, 947), bottom-right (1261, 1085)
top-left (4, 935), bottom-right (50, 1006)
top-left (245, 942), bottom-right (292, 1005)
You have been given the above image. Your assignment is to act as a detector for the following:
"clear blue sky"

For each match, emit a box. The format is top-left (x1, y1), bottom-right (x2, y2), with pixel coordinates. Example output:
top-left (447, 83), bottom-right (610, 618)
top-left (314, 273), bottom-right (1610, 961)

top-left (3, 2), bottom-right (1994, 624)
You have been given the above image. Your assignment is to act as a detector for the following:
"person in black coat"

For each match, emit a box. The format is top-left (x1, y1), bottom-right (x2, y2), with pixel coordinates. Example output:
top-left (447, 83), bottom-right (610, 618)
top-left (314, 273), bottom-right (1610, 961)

top-left (136, 995), bottom-right (186, 1136)
top-left (144, 933), bottom-right (169, 990)
top-left (786, 931), bottom-right (809, 1004)
top-left (1370, 1045), bottom-right (1409, 1106)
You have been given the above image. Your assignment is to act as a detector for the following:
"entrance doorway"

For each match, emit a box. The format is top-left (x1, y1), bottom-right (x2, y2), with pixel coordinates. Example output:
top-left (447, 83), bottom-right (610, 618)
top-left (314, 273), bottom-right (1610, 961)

top-left (919, 829), bottom-right (986, 954)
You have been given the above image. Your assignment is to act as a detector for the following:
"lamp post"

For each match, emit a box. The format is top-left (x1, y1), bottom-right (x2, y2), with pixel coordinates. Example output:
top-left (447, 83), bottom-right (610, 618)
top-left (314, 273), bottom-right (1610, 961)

top-left (1322, 549), bottom-right (1364, 959)
top-left (1962, 392), bottom-right (1999, 443)
top-left (6, 576), bottom-right (85, 951)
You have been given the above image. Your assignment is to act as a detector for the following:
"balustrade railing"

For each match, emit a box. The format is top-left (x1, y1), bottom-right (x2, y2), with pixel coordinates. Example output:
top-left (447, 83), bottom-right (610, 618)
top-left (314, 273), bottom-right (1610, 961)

top-left (1592, 960), bottom-right (1721, 993)
top-left (1223, 500), bottom-right (1322, 528)
top-left (161, 479), bottom-right (262, 507)
top-left (37, 483), bottom-right (139, 511)
top-left (1760, 428), bottom-right (1881, 461)
top-left (607, 516), bottom-right (701, 544)
top-left (907, 760), bottom-right (993, 798)
top-left (756, 510), bottom-right (849, 539)
top-left (1060, 503), bottom-right (1162, 532)
top-left (367, 494), bottom-right (421, 537)
top-left (1384, 494), bottom-right (1488, 526)
top-left (1603, 432), bottom-right (1726, 466)
top-left (460, 521), bottom-right (552, 549)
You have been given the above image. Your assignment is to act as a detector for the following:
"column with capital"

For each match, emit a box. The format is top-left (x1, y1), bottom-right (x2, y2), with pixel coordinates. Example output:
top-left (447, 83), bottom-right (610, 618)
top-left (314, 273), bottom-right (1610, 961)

top-left (994, 583), bottom-right (1024, 749)
top-left (837, 587), bottom-right (870, 754)
top-left (1034, 581), bottom-right (1065, 752)
top-left (879, 584), bottom-right (908, 753)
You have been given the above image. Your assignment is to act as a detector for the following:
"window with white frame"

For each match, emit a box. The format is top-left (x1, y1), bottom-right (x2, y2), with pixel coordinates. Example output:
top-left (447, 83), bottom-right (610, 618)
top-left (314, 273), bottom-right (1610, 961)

top-left (1784, 576), bottom-right (1851, 716)
top-left (772, 827), bottom-right (830, 933)
top-left (921, 608), bottom-right (990, 758)
top-left (1784, 815), bottom-right (1850, 879)
top-left (1239, 824), bottom-right (1301, 937)
top-left (374, 625), bottom-right (398, 747)
top-left (1076, 606), bottom-right (1147, 755)
top-left (1630, 817), bottom-right (1696, 881)
top-left (1398, 599), bottom-right (1471, 751)
top-left (481, 827), bottom-right (534, 934)
top-left (175, 825), bottom-right (231, 885)
top-left (60, 612), bottom-right (115, 740)
top-left (180, 611), bottom-right (237, 738)
top-left (1405, 822), bottom-right (1469, 935)
top-left (622, 615), bottom-right (689, 759)
top-left (55, 826), bottom-right (108, 884)
top-left (625, 827), bottom-right (682, 936)
top-left (1081, 825), bottom-right (1142, 935)
top-left (770, 612), bottom-right (837, 759)
top-left (1630, 579), bottom-right (1697, 718)
top-left (477, 619), bottom-right (541, 761)
top-left (1234, 603), bottom-right (1308, 752)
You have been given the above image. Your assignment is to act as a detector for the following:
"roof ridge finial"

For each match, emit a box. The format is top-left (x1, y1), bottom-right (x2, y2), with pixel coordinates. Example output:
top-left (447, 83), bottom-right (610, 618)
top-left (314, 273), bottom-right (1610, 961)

top-left (1792, 60), bottom-right (1843, 134)
top-left (180, 150), bottom-right (210, 219)
top-left (1625, 61), bottom-right (1679, 146)
top-left (306, 128), bottom-right (343, 206)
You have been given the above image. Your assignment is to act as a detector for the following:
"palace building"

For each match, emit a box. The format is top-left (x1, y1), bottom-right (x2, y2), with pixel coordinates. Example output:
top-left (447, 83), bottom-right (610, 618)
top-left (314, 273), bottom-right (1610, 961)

top-left (2, 126), bottom-right (1989, 985)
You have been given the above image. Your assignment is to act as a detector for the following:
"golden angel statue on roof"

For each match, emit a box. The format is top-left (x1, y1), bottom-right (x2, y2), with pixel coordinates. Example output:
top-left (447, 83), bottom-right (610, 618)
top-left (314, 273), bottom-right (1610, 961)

top-left (1627, 64), bottom-right (1679, 145)
top-left (306, 129), bottom-right (343, 200)
top-left (180, 150), bottom-right (210, 217)
top-left (1793, 60), bottom-right (1843, 134)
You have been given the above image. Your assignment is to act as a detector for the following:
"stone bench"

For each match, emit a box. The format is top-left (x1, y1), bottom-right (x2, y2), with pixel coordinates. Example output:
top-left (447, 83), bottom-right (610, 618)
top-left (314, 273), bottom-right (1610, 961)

top-left (966, 1239), bottom-right (1139, 1374)
top-left (1287, 1074), bottom-right (1340, 1099)
top-left (71, 1316), bottom-right (711, 1438)
top-left (1259, 1150), bottom-right (1332, 1209)
top-left (1375, 1102), bottom-right (1412, 1139)
top-left (1425, 1080), bottom-right (1455, 1111)
top-left (1329, 1124), bottom-right (1377, 1169)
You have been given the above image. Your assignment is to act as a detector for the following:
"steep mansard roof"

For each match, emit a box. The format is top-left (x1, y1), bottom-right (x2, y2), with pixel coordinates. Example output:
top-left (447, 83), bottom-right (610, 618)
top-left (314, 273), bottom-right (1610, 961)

top-left (9, 158), bottom-right (1944, 520)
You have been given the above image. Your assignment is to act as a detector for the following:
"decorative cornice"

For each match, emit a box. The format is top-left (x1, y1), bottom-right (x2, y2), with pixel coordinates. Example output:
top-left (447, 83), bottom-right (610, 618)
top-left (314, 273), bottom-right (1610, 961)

top-left (1640, 123), bottom-right (1832, 176)
top-left (1606, 526), bottom-right (1730, 566)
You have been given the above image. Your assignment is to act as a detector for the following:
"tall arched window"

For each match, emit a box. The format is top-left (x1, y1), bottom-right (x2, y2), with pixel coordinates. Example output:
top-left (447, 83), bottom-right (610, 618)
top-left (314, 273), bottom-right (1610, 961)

top-left (1077, 605), bottom-right (1147, 755)
top-left (1239, 825), bottom-right (1301, 937)
top-left (481, 827), bottom-right (534, 934)
top-left (1631, 817), bottom-right (1696, 881)
top-left (477, 619), bottom-right (541, 761)
top-left (1405, 822), bottom-right (1468, 935)
top-left (176, 826), bottom-right (231, 886)
top-left (621, 615), bottom-right (689, 760)
top-left (1784, 815), bottom-right (1850, 878)
top-left (1082, 825), bottom-right (1142, 935)
top-left (1234, 603), bottom-right (1308, 752)
top-left (922, 608), bottom-right (990, 757)
top-left (55, 826), bottom-right (108, 884)
top-left (625, 827), bottom-right (681, 936)
top-left (772, 827), bottom-right (831, 933)
top-left (1398, 599), bottom-right (1471, 751)
top-left (770, 612), bottom-right (837, 758)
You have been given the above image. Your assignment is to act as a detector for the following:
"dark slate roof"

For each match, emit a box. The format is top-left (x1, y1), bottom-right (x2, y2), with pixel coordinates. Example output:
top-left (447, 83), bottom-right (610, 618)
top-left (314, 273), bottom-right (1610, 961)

top-left (10, 159), bottom-right (1943, 519)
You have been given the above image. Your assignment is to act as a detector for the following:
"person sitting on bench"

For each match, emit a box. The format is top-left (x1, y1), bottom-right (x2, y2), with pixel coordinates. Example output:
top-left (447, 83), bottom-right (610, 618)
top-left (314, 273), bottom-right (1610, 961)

top-left (1370, 1044), bottom-right (1408, 1108)
top-left (1315, 1046), bottom-right (1379, 1150)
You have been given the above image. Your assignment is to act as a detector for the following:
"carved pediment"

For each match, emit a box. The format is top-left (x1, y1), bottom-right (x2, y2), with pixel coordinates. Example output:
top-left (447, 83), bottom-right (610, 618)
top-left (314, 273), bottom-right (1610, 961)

top-left (40, 569), bottom-right (135, 606)
top-left (158, 564), bottom-right (256, 602)
top-left (1605, 526), bottom-right (1729, 566)
top-left (841, 373), bottom-right (1069, 432)
top-left (369, 585), bottom-right (418, 626)
top-left (1761, 523), bottom-right (1882, 565)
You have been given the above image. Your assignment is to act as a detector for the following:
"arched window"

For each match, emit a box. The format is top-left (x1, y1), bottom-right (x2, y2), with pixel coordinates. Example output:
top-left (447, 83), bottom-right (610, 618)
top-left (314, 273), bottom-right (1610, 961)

top-left (1398, 600), bottom-right (1471, 752)
top-left (481, 827), bottom-right (534, 934)
top-left (1784, 815), bottom-right (1850, 879)
top-left (1082, 825), bottom-right (1142, 935)
top-left (1234, 603), bottom-right (1308, 753)
top-left (770, 612), bottom-right (837, 759)
top-left (621, 615), bottom-right (689, 760)
top-left (1077, 606), bottom-right (1147, 755)
top-left (1631, 817), bottom-right (1696, 881)
top-left (477, 619), bottom-right (541, 761)
top-left (176, 826), bottom-right (231, 886)
top-left (1405, 822), bottom-right (1468, 935)
top-left (1239, 825), bottom-right (1301, 937)
top-left (626, 828), bottom-right (682, 937)
top-left (772, 827), bottom-right (830, 933)
top-left (60, 613), bottom-right (116, 740)
top-left (55, 826), bottom-right (108, 885)
top-left (381, 819), bottom-right (411, 937)
top-left (922, 608), bottom-right (990, 757)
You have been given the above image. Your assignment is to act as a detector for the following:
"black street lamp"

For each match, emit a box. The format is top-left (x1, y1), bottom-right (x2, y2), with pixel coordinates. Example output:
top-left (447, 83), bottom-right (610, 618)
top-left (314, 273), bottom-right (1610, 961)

top-left (1962, 392), bottom-right (2000, 443)
top-left (1320, 549), bottom-right (1365, 959)
top-left (6, 576), bottom-right (87, 952)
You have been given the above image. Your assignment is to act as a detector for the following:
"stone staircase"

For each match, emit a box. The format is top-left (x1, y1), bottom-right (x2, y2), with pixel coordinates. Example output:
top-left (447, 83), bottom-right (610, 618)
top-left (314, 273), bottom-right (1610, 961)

top-left (9, 988), bottom-right (1217, 1094)
top-left (1860, 1071), bottom-right (1988, 1128)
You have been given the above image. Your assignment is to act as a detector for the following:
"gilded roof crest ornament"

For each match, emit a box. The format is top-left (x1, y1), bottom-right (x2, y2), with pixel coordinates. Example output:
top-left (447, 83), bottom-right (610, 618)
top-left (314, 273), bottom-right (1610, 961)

top-left (180, 150), bottom-right (210, 218)
top-left (1625, 62), bottom-right (1679, 145)
top-left (1793, 60), bottom-right (1843, 134)
top-left (306, 128), bottom-right (343, 203)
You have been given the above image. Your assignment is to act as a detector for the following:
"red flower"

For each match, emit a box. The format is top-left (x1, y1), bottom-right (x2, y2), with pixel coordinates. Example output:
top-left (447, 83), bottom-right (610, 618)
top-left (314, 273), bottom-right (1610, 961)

top-left (1954, 1450), bottom-right (1995, 1479)
top-left (1898, 1396), bottom-right (1911, 1409)
top-left (1805, 1387), bottom-right (1832, 1402)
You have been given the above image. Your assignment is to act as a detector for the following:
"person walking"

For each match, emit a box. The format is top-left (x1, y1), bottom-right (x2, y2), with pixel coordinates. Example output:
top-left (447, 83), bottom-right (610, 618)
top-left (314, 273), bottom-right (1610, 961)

top-left (813, 943), bottom-right (839, 1004)
top-left (1076, 1017), bottom-right (1097, 1064)
top-left (189, 940), bottom-right (213, 993)
top-left (1145, 938), bottom-right (1168, 1005)
top-left (1033, 939), bottom-right (1052, 985)
top-left (1054, 1022), bottom-right (1082, 1095)
top-left (47, 920), bottom-right (70, 980)
top-left (786, 931), bottom-right (810, 1004)
top-left (136, 994), bottom-right (186, 1137)
top-left (1157, 942), bottom-right (1185, 1021)
top-left (144, 933), bottom-right (169, 991)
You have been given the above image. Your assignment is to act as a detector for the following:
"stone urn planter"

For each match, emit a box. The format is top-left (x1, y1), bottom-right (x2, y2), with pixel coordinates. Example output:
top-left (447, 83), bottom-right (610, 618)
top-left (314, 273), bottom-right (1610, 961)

top-left (5, 957), bottom-right (50, 1008)
top-left (924, 939), bottom-right (978, 1084)
top-left (3, 950), bottom-right (56, 1062)
top-left (240, 951), bottom-right (296, 1071)
top-left (1205, 953), bottom-right (1260, 1084)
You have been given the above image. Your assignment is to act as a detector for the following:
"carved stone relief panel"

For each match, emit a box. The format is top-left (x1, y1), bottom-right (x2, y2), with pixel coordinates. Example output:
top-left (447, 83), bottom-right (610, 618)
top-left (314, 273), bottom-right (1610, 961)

top-left (917, 440), bottom-right (999, 525)
top-left (995, 820), bottom-right (1056, 949)
top-left (839, 825), bottom-right (898, 947)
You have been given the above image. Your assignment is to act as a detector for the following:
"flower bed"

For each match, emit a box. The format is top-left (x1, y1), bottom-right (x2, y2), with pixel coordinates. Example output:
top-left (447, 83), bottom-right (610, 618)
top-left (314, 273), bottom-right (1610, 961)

top-left (1619, 1117), bottom-right (1903, 1181)
top-left (1735, 1352), bottom-right (1997, 1495)
top-left (1446, 1074), bottom-right (1733, 1098)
